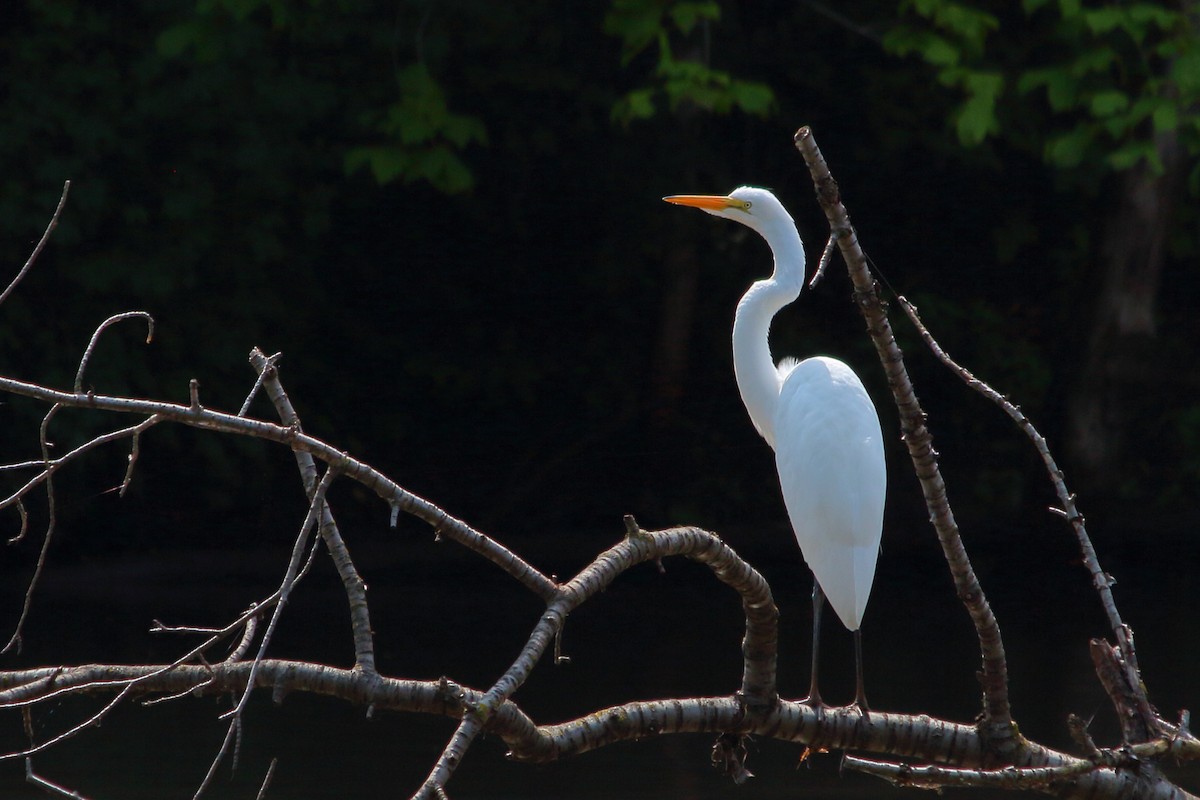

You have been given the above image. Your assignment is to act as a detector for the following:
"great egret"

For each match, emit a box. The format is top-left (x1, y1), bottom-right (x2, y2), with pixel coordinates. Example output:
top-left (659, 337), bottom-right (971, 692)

top-left (664, 187), bottom-right (886, 709)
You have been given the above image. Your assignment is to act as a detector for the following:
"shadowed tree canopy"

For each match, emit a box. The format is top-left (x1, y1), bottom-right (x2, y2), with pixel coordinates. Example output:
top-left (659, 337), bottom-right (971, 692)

top-left (0, 0), bottom-right (1197, 544)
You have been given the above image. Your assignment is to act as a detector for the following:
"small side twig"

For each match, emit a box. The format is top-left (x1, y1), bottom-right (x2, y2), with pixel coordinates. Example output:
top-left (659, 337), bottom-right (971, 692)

top-left (3, 406), bottom-right (63, 654)
top-left (808, 232), bottom-right (837, 289)
top-left (239, 351), bottom-right (281, 417)
top-left (6, 497), bottom-right (28, 545)
top-left (221, 466), bottom-right (337, 721)
top-left (25, 757), bottom-right (91, 800)
top-left (73, 312), bottom-right (155, 393)
top-left (255, 758), bottom-right (277, 800)
top-left (224, 606), bottom-right (260, 664)
top-left (0, 180), bottom-right (70, 308)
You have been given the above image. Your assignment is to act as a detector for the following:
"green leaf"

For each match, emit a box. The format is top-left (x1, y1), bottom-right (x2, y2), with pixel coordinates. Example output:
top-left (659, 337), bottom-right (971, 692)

top-left (882, 28), bottom-right (961, 67)
top-left (1045, 125), bottom-right (1093, 167)
top-left (1152, 101), bottom-right (1177, 132)
top-left (603, 0), bottom-right (664, 61)
top-left (1088, 90), bottom-right (1129, 116)
top-left (1082, 8), bottom-right (1124, 35)
top-left (1127, 4), bottom-right (1178, 30)
top-left (1170, 49), bottom-right (1200, 93)
top-left (157, 24), bottom-right (194, 57)
top-left (730, 80), bottom-right (775, 117)
top-left (344, 145), bottom-right (412, 184)
top-left (612, 88), bottom-right (657, 123)
top-left (1107, 140), bottom-right (1160, 172)
top-left (1057, 0), bottom-right (1083, 19)
top-left (955, 71), bottom-right (1003, 145)
top-left (934, 4), bottom-right (999, 53)
top-left (669, 1), bottom-right (720, 34)
top-left (1069, 46), bottom-right (1116, 78)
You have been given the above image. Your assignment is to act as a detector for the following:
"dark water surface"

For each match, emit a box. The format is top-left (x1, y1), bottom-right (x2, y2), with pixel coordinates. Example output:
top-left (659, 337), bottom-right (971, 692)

top-left (3, 508), bottom-right (1199, 798)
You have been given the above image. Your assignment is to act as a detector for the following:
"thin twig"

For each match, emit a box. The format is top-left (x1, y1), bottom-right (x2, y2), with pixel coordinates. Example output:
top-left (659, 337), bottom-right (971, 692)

top-left (0, 181), bottom-right (70, 308)
top-left (6, 497), bottom-right (28, 544)
top-left (255, 758), bottom-right (277, 800)
top-left (1, 417), bottom-right (161, 510)
top-left (192, 717), bottom-right (239, 800)
top-left (119, 415), bottom-right (159, 496)
top-left (73, 312), bottom-right (155, 393)
top-left (25, 758), bottom-right (92, 800)
top-left (895, 293), bottom-right (1152, 730)
top-left (1, 589), bottom-right (287, 710)
top-left (801, 1), bottom-right (883, 43)
top-left (239, 351), bottom-right (281, 417)
top-left (3, 413), bottom-right (163, 651)
top-left (224, 606), bottom-right (260, 663)
top-left (3, 406), bottom-right (63, 654)
top-left (220, 466), bottom-right (337, 721)
top-left (808, 232), bottom-right (837, 288)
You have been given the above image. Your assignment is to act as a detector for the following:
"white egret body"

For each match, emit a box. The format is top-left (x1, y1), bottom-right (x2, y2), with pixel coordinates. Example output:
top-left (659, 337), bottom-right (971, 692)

top-left (664, 186), bottom-right (886, 705)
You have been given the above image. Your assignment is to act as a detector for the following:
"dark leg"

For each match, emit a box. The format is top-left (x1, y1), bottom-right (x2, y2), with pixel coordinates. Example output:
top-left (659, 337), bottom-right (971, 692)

top-left (801, 580), bottom-right (825, 707)
top-left (852, 627), bottom-right (870, 715)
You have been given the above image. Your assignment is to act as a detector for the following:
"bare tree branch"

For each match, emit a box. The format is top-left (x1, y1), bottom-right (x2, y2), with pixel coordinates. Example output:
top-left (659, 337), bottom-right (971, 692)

top-left (248, 347), bottom-right (376, 675)
top-left (73, 312), bottom-right (155, 393)
top-left (894, 293), bottom-right (1156, 738)
top-left (0, 181), bottom-right (69, 308)
top-left (794, 126), bottom-right (1013, 736)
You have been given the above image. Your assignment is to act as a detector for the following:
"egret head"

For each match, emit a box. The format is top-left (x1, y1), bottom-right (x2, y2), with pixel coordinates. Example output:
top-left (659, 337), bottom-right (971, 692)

top-left (663, 186), bottom-right (792, 239)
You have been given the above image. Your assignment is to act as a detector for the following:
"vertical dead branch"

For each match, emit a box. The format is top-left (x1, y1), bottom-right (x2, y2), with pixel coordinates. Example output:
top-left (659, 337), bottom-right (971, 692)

top-left (793, 127), bottom-right (1013, 739)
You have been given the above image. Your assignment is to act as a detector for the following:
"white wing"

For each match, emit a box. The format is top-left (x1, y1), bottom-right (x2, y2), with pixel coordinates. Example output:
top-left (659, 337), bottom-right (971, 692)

top-left (773, 356), bottom-right (886, 631)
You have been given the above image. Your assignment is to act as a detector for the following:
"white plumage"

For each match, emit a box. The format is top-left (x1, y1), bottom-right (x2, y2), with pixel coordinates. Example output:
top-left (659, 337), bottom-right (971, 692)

top-left (665, 186), bottom-right (886, 706)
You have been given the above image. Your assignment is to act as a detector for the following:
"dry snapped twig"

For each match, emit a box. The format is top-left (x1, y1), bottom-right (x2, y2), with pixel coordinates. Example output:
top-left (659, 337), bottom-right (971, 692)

top-left (794, 126), bottom-right (1013, 740)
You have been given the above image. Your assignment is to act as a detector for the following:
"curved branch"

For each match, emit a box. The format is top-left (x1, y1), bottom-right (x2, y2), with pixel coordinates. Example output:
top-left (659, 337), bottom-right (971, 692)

top-left (416, 522), bottom-right (778, 797)
top-left (793, 127), bottom-right (1012, 735)
top-left (73, 312), bottom-right (155, 393)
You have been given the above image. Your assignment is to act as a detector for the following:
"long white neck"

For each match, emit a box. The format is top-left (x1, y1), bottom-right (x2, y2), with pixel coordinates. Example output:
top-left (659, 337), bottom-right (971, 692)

top-left (731, 220), bottom-right (805, 449)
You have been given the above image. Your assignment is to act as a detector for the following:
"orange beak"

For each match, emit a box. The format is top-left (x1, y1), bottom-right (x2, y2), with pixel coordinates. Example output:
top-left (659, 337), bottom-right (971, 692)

top-left (662, 194), bottom-right (739, 210)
